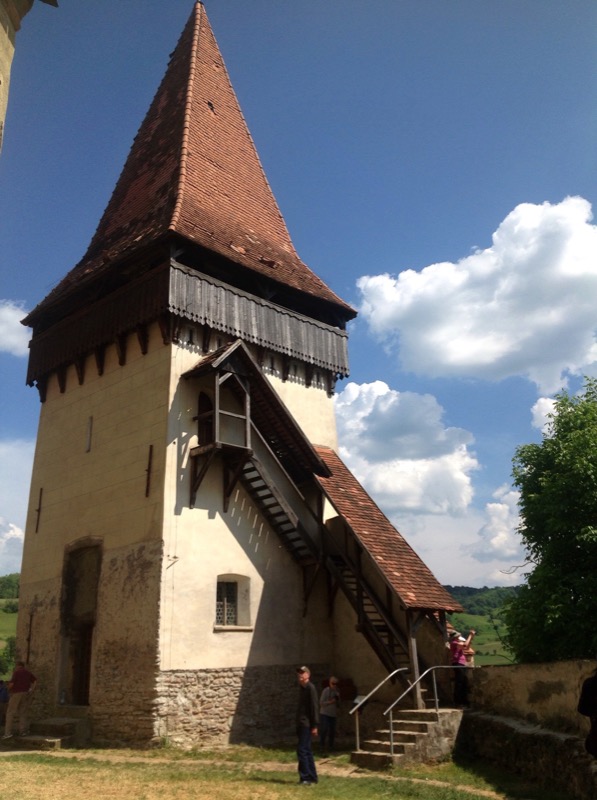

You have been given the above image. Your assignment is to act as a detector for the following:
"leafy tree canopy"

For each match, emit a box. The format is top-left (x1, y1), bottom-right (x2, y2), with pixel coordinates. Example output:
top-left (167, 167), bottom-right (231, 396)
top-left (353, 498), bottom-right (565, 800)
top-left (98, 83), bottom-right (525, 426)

top-left (504, 378), bottom-right (597, 662)
top-left (444, 585), bottom-right (519, 617)
top-left (0, 573), bottom-right (19, 599)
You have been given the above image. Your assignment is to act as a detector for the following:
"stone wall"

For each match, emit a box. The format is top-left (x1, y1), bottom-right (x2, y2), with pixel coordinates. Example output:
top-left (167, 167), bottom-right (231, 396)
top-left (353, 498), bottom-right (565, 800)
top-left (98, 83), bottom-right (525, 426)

top-left (156, 664), bottom-right (331, 748)
top-left (459, 711), bottom-right (597, 800)
top-left (459, 660), bottom-right (597, 800)
top-left (470, 659), bottom-right (595, 738)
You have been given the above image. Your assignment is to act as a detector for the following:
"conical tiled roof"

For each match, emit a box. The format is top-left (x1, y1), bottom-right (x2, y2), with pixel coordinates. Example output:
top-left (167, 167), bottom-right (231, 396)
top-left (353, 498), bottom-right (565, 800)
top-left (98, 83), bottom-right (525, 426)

top-left (27, 2), bottom-right (354, 322)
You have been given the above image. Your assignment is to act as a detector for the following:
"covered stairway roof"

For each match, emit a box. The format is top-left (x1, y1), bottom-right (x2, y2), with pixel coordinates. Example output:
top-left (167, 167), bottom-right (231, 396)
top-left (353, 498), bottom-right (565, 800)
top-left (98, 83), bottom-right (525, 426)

top-left (314, 445), bottom-right (462, 613)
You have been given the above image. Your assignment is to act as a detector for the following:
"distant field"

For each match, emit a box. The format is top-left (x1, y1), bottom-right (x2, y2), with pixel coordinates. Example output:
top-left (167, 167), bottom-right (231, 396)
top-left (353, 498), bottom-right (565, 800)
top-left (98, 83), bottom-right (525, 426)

top-left (0, 604), bottom-right (18, 645)
top-left (448, 611), bottom-right (514, 665)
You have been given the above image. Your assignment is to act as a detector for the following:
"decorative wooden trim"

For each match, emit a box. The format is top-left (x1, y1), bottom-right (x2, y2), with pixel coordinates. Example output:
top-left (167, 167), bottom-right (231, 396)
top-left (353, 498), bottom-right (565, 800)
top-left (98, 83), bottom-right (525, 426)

top-left (201, 325), bottom-right (212, 354)
top-left (158, 313), bottom-right (171, 345)
top-left (94, 345), bottom-right (106, 376)
top-left (305, 364), bottom-right (314, 388)
top-left (115, 333), bottom-right (128, 366)
top-left (57, 365), bottom-right (67, 394)
top-left (171, 318), bottom-right (182, 344)
top-left (281, 355), bottom-right (290, 382)
top-left (136, 324), bottom-right (149, 355)
top-left (75, 355), bottom-right (86, 385)
top-left (37, 376), bottom-right (48, 403)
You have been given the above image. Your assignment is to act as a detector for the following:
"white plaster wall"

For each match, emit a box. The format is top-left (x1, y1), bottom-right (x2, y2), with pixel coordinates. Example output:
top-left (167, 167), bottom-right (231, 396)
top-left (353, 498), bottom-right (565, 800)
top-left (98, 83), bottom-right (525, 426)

top-left (268, 374), bottom-right (338, 451)
top-left (21, 324), bottom-right (170, 585)
top-left (159, 338), bottom-right (334, 671)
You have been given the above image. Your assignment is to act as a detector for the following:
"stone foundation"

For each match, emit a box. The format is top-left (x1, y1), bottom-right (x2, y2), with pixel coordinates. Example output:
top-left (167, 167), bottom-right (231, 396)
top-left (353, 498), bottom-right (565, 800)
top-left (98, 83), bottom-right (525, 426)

top-left (156, 663), bottom-right (329, 748)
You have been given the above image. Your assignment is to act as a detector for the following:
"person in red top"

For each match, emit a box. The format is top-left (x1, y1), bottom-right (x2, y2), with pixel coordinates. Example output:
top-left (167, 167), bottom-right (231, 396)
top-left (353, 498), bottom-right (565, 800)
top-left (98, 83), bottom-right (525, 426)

top-left (2, 661), bottom-right (37, 738)
top-left (448, 630), bottom-right (475, 707)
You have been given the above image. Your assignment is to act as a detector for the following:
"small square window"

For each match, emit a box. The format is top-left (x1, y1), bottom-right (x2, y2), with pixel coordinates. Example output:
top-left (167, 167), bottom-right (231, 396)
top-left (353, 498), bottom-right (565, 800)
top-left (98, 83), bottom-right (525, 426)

top-left (216, 581), bottom-right (237, 625)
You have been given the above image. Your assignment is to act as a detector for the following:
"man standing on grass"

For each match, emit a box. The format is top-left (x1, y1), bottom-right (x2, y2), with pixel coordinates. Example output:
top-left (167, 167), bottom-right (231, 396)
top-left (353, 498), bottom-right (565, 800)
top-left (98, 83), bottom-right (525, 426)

top-left (296, 666), bottom-right (319, 785)
top-left (2, 661), bottom-right (37, 738)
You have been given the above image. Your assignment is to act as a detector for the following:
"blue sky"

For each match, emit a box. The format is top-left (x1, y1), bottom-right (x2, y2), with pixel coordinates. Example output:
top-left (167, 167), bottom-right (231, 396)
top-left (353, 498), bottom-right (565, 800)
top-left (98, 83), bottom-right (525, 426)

top-left (1, 1), bottom-right (596, 585)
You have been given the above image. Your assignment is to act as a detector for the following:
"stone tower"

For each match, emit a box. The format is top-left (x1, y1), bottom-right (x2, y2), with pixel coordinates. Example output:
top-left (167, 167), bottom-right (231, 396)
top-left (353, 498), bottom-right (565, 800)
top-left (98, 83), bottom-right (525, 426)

top-left (19, 3), bottom-right (460, 746)
top-left (0, 0), bottom-right (57, 151)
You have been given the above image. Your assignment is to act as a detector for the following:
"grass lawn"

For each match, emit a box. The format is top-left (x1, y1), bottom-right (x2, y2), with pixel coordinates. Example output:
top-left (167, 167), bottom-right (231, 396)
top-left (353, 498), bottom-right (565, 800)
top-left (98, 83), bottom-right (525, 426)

top-left (0, 606), bottom-right (17, 643)
top-left (0, 746), bottom-right (572, 800)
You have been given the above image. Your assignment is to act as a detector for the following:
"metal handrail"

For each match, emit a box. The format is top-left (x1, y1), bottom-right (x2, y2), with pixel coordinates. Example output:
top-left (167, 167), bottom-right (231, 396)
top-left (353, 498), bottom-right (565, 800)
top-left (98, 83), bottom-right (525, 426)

top-left (348, 667), bottom-right (408, 751)
top-left (383, 664), bottom-right (472, 757)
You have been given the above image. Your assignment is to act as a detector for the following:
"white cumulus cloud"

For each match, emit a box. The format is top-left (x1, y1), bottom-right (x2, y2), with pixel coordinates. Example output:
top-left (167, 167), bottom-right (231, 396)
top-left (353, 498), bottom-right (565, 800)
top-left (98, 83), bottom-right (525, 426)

top-left (335, 381), bottom-right (478, 516)
top-left (468, 484), bottom-right (522, 564)
top-left (357, 196), bottom-right (597, 395)
top-left (334, 382), bottom-right (525, 585)
top-left (0, 439), bottom-right (34, 576)
top-left (531, 396), bottom-right (556, 432)
top-left (0, 300), bottom-right (30, 357)
top-left (0, 520), bottom-right (24, 575)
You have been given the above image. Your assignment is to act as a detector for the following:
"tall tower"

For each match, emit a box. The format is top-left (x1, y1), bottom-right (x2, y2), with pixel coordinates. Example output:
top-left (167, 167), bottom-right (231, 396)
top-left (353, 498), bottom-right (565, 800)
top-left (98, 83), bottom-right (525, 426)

top-left (20, 4), bottom-right (459, 746)
top-left (0, 0), bottom-right (57, 151)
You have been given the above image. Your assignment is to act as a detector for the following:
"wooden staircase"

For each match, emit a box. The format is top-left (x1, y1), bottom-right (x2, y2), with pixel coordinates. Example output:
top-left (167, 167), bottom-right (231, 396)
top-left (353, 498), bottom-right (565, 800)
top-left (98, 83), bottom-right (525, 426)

top-left (325, 553), bottom-right (412, 678)
top-left (212, 425), bottom-right (434, 693)
top-left (239, 455), bottom-right (316, 565)
top-left (238, 434), bottom-right (423, 687)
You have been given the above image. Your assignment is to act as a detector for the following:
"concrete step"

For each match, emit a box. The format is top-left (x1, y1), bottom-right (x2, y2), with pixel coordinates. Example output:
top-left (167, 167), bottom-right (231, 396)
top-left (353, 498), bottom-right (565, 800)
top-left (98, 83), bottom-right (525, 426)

top-left (393, 709), bottom-right (441, 723)
top-left (1, 733), bottom-right (65, 750)
top-left (1, 716), bottom-right (91, 749)
top-left (351, 749), bottom-right (403, 769)
top-left (388, 720), bottom-right (433, 733)
top-left (371, 729), bottom-right (427, 744)
top-left (362, 737), bottom-right (420, 755)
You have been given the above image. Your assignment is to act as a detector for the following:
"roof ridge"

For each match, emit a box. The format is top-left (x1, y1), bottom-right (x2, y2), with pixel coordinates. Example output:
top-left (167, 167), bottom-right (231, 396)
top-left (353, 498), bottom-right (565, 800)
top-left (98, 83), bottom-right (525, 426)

top-left (169, 2), bottom-right (202, 233)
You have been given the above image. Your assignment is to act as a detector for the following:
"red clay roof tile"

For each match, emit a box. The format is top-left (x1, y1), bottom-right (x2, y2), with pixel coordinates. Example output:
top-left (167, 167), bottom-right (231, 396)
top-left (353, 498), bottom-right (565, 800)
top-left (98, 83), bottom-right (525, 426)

top-left (28, 3), bottom-right (354, 321)
top-left (314, 445), bottom-right (462, 612)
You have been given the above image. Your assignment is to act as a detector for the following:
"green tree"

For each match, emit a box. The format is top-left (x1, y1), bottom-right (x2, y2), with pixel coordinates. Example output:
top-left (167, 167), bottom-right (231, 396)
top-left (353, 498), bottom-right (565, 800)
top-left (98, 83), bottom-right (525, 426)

top-left (504, 378), bottom-right (597, 662)
top-left (0, 573), bottom-right (19, 599)
top-left (0, 636), bottom-right (16, 675)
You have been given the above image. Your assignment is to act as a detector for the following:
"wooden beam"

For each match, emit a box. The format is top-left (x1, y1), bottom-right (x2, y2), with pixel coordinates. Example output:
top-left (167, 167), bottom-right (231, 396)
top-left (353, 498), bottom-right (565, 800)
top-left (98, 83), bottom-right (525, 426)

top-left (115, 333), bottom-right (127, 366)
top-left (190, 447), bottom-right (218, 508)
top-left (57, 365), bottom-right (67, 394)
top-left (136, 324), bottom-right (149, 355)
top-left (94, 345), bottom-right (106, 376)
top-left (75, 355), bottom-right (86, 385)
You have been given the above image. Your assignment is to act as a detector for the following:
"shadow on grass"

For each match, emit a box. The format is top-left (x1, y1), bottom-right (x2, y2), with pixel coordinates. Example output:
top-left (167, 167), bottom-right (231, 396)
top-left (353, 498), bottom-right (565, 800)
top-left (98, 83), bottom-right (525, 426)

top-left (451, 751), bottom-right (570, 800)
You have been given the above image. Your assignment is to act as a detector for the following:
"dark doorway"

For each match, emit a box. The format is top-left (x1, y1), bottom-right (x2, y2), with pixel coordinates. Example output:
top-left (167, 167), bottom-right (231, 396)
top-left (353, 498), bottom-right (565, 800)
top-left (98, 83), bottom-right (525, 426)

top-left (60, 545), bottom-right (101, 705)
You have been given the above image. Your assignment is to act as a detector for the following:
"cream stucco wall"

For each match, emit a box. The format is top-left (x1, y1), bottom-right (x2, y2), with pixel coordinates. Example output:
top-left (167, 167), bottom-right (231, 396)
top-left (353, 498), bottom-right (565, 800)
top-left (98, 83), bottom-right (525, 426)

top-left (158, 336), bottom-right (335, 672)
top-left (267, 372), bottom-right (338, 451)
top-left (21, 323), bottom-right (170, 578)
top-left (19, 319), bottom-right (347, 742)
top-left (18, 323), bottom-right (170, 728)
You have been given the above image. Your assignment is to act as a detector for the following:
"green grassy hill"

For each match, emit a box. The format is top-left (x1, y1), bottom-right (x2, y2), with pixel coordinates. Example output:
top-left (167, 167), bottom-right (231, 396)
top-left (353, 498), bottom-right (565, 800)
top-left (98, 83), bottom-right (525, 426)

top-left (444, 585), bottom-right (518, 665)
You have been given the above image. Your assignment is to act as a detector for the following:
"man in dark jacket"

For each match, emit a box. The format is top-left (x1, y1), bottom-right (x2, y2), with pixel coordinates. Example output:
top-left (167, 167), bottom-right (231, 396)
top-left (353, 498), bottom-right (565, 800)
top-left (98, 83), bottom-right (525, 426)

top-left (296, 666), bottom-right (319, 785)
